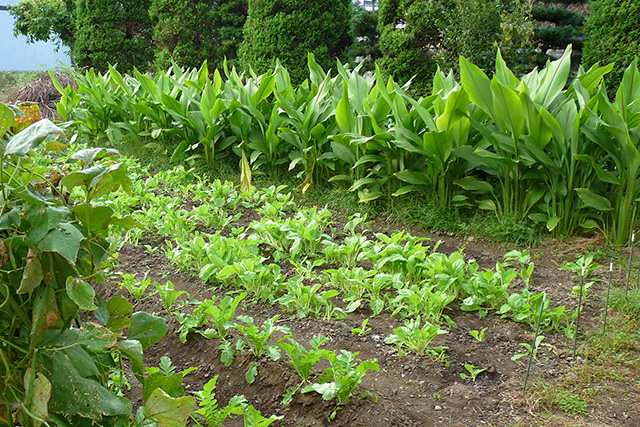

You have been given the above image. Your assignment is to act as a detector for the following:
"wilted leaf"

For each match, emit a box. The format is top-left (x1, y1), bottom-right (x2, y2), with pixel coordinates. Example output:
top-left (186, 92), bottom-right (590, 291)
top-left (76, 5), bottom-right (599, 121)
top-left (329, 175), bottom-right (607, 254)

top-left (23, 371), bottom-right (51, 426)
top-left (17, 249), bottom-right (43, 295)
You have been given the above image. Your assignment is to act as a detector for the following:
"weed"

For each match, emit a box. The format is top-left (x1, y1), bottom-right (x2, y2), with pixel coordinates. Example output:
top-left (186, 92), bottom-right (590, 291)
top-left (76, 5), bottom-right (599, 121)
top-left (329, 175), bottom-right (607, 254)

top-left (469, 327), bottom-right (487, 342)
top-left (459, 363), bottom-right (487, 381)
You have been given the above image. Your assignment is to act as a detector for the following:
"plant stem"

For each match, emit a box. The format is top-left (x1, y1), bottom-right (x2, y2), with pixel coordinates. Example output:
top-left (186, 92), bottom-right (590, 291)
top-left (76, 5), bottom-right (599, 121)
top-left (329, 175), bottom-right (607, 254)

top-left (602, 259), bottom-right (614, 337)
top-left (573, 271), bottom-right (585, 359)
top-left (524, 293), bottom-right (545, 392)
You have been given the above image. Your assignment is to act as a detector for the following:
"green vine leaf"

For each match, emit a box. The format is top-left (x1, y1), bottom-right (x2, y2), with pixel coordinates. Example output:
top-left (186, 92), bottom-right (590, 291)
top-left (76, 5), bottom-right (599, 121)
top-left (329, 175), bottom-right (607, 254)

top-left (38, 223), bottom-right (84, 262)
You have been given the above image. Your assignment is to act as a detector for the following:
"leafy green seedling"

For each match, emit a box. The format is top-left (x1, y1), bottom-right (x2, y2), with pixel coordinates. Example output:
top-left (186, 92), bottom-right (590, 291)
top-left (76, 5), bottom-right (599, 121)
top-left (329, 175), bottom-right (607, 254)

top-left (459, 363), bottom-right (487, 381)
top-left (155, 280), bottom-right (190, 312)
top-left (119, 273), bottom-right (154, 303)
top-left (384, 316), bottom-right (448, 357)
top-left (302, 350), bottom-right (380, 404)
top-left (352, 318), bottom-right (372, 337)
top-left (279, 335), bottom-right (329, 406)
top-left (235, 315), bottom-right (292, 359)
top-left (469, 327), bottom-right (487, 342)
top-left (512, 335), bottom-right (545, 361)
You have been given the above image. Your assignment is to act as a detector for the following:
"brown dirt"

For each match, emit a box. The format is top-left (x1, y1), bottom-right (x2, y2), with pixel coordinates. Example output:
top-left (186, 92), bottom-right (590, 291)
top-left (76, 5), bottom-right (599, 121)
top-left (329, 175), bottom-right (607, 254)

top-left (94, 210), bottom-right (639, 427)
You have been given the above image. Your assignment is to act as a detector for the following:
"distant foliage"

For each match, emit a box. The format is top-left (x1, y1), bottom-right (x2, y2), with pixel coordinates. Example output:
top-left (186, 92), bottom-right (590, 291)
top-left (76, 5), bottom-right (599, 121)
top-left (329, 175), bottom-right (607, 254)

top-left (150, 0), bottom-right (247, 71)
top-left (377, 0), bottom-right (451, 94)
top-left (349, 3), bottom-right (380, 72)
top-left (531, 1), bottom-right (586, 66)
top-left (583, 0), bottom-right (640, 89)
top-left (73, 0), bottom-right (153, 73)
top-left (10, 0), bottom-right (75, 51)
top-left (439, 0), bottom-right (504, 73)
top-left (377, 0), bottom-right (536, 93)
top-left (238, 0), bottom-right (353, 83)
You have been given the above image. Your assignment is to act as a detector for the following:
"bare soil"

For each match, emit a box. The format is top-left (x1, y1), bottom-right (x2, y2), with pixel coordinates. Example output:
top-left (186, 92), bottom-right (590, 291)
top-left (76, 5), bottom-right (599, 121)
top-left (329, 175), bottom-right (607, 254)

top-left (95, 210), bottom-right (640, 427)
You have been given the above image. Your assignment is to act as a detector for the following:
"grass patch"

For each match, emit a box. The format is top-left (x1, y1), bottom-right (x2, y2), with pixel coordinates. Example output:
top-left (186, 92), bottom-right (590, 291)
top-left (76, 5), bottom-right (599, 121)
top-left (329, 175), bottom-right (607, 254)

top-left (531, 296), bottom-right (640, 420)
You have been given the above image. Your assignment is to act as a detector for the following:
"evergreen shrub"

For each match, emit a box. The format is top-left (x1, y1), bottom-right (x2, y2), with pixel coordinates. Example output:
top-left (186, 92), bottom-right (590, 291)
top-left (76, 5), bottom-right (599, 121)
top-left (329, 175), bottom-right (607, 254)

top-left (238, 0), bottom-right (352, 83)
top-left (150, 0), bottom-right (247, 71)
top-left (583, 0), bottom-right (640, 90)
top-left (73, 0), bottom-right (153, 73)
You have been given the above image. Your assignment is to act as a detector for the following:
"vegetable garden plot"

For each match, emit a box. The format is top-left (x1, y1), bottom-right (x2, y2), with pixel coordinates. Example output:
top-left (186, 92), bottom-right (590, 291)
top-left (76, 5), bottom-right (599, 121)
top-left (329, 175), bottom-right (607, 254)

top-left (92, 161), bottom-right (639, 426)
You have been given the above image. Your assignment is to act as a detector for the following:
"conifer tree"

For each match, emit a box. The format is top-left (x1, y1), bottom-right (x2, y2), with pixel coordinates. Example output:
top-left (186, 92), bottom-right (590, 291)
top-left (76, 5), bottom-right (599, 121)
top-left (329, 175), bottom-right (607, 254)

top-left (238, 0), bottom-right (352, 83)
top-left (150, 0), bottom-right (247, 71)
top-left (73, 0), bottom-right (153, 73)
top-left (583, 0), bottom-right (640, 89)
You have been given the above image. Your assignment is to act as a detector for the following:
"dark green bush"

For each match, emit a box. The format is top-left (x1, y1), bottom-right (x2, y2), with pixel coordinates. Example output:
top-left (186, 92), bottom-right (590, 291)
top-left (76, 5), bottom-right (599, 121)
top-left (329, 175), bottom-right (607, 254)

top-left (378, 0), bottom-right (535, 91)
top-left (583, 0), bottom-right (640, 90)
top-left (150, 0), bottom-right (247, 71)
top-left (377, 0), bottom-right (451, 94)
top-left (532, 6), bottom-right (586, 27)
top-left (238, 0), bottom-right (352, 83)
top-left (439, 0), bottom-right (503, 74)
top-left (534, 25), bottom-right (584, 51)
top-left (73, 0), bottom-right (153, 73)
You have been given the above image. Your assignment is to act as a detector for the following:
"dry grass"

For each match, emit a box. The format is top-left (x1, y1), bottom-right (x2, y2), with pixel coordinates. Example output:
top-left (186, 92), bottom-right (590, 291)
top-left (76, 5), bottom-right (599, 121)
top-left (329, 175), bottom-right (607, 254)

top-left (4, 71), bottom-right (76, 119)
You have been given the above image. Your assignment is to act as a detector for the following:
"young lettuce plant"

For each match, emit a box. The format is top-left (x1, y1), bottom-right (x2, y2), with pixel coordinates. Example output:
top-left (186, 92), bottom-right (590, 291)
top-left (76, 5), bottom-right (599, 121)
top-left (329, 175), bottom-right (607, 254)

top-left (155, 280), bottom-right (190, 313)
top-left (235, 315), bottom-right (292, 360)
top-left (385, 316), bottom-right (449, 357)
top-left (302, 349), bottom-right (380, 409)
top-left (459, 363), bottom-right (487, 381)
top-left (176, 293), bottom-right (246, 342)
top-left (278, 335), bottom-right (329, 406)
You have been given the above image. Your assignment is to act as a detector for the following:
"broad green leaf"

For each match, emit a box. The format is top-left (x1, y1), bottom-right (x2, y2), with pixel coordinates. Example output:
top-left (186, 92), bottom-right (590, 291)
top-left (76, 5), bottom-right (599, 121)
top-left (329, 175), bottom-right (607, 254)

top-left (129, 312), bottom-right (168, 350)
top-left (117, 339), bottom-right (144, 382)
top-left (25, 206), bottom-right (70, 246)
top-left (454, 177), bottom-right (493, 193)
top-left (5, 119), bottom-right (63, 156)
top-left (491, 79), bottom-right (525, 135)
top-left (392, 185), bottom-right (420, 196)
top-left (533, 46), bottom-right (572, 108)
top-left (250, 71), bottom-right (275, 106)
top-left (72, 204), bottom-right (115, 233)
top-left (79, 322), bottom-right (117, 352)
top-left (105, 296), bottom-right (134, 331)
top-left (42, 342), bottom-right (132, 419)
top-left (38, 223), bottom-right (84, 262)
top-left (436, 87), bottom-right (469, 132)
top-left (145, 388), bottom-right (195, 427)
top-left (576, 188), bottom-right (613, 211)
top-left (478, 199), bottom-right (497, 211)
top-left (459, 56), bottom-right (493, 114)
top-left (616, 58), bottom-right (640, 109)
top-left (546, 216), bottom-right (561, 232)
top-left (336, 81), bottom-right (355, 133)
top-left (70, 147), bottom-right (120, 165)
top-left (66, 277), bottom-right (98, 310)
top-left (494, 49), bottom-right (520, 88)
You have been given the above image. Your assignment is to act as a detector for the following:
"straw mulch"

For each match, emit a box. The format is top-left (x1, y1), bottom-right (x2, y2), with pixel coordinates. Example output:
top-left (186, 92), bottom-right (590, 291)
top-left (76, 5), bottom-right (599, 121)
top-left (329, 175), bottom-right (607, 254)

top-left (6, 71), bottom-right (77, 120)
